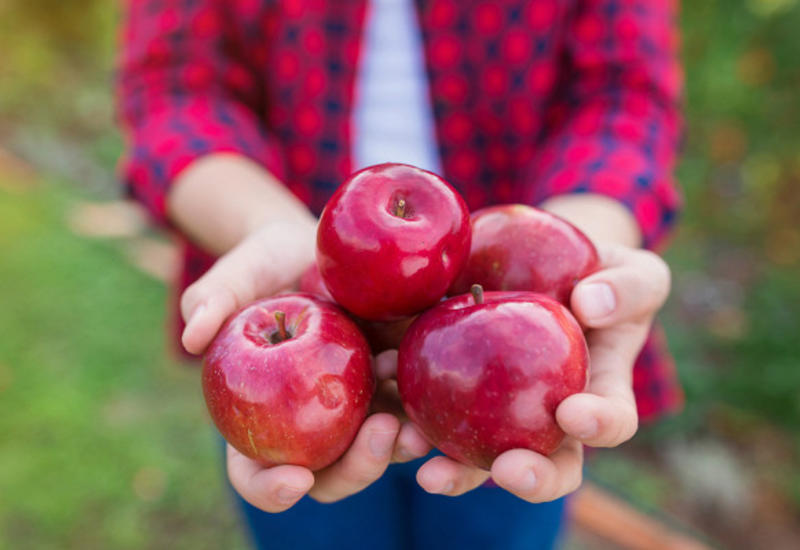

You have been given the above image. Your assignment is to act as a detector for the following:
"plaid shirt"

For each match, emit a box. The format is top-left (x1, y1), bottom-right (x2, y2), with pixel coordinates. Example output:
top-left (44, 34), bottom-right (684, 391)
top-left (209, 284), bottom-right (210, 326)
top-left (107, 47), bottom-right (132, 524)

top-left (117, 0), bottom-right (684, 421)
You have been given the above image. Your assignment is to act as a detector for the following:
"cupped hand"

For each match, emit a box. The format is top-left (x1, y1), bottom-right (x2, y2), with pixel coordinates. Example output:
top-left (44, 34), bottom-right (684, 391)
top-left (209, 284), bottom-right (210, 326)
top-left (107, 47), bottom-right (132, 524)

top-left (225, 352), bottom-right (431, 511)
top-left (227, 408), bottom-right (430, 511)
top-left (180, 220), bottom-right (316, 355)
top-left (402, 243), bottom-right (671, 501)
top-left (181, 222), bottom-right (432, 512)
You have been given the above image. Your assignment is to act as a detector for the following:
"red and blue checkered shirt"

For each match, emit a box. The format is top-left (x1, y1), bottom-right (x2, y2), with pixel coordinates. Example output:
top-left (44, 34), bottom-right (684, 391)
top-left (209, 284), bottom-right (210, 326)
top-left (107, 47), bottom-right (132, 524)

top-left (117, 0), bottom-right (684, 421)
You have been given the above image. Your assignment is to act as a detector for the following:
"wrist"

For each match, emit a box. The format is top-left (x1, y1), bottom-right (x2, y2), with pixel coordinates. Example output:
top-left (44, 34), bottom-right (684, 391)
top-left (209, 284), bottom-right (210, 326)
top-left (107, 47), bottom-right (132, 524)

top-left (167, 153), bottom-right (316, 255)
top-left (538, 194), bottom-right (642, 249)
top-left (253, 218), bottom-right (317, 284)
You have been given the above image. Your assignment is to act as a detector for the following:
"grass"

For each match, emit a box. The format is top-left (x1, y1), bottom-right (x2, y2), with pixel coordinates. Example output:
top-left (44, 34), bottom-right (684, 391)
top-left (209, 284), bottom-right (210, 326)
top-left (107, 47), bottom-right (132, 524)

top-left (0, 176), bottom-right (248, 550)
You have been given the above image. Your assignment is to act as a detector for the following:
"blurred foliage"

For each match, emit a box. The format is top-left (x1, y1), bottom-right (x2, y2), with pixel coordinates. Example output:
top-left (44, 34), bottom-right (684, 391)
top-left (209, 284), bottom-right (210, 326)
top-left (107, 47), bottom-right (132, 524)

top-left (0, 178), bottom-right (248, 550)
top-left (0, 0), bottom-right (116, 135)
top-left (669, 0), bottom-right (800, 429)
top-left (0, 0), bottom-right (799, 548)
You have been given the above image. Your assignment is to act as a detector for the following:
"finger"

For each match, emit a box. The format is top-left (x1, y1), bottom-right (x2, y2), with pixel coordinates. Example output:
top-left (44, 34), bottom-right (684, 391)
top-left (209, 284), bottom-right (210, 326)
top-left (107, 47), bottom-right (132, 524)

top-left (226, 444), bottom-right (315, 513)
top-left (374, 349), bottom-right (398, 380)
top-left (180, 232), bottom-right (302, 354)
top-left (556, 324), bottom-right (647, 446)
top-left (179, 239), bottom-right (268, 325)
top-left (491, 439), bottom-right (584, 503)
top-left (392, 422), bottom-right (433, 463)
top-left (308, 413), bottom-right (400, 503)
top-left (571, 245), bottom-right (671, 329)
top-left (181, 282), bottom-right (241, 354)
top-left (416, 455), bottom-right (490, 496)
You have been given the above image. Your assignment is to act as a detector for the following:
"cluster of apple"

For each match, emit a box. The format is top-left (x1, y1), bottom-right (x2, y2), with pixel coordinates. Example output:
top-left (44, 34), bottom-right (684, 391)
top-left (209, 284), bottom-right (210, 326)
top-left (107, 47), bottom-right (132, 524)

top-left (202, 163), bottom-right (598, 472)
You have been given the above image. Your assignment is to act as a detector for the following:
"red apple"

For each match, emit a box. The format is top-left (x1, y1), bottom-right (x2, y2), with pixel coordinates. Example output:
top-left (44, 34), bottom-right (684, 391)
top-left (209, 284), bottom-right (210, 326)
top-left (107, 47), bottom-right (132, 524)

top-left (397, 286), bottom-right (588, 470)
top-left (450, 205), bottom-right (599, 305)
top-left (317, 163), bottom-right (471, 321)
top-left (202, 293), bottom-right (374, 471)
top-left (299, 263), bottom-right (413, 353)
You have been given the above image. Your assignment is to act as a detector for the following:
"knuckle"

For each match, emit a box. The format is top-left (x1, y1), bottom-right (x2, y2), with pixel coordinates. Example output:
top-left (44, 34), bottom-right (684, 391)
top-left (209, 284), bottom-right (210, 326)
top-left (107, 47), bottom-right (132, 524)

top-left (610, 405), bottom-right (639, 445)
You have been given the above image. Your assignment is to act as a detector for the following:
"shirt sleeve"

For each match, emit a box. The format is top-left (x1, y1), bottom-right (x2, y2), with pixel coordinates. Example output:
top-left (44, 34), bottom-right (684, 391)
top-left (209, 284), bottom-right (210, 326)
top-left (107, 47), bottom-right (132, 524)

top-left (116, 0), bottom-right (282, 225)
top-left (525, 0), bottom-right (683, 250)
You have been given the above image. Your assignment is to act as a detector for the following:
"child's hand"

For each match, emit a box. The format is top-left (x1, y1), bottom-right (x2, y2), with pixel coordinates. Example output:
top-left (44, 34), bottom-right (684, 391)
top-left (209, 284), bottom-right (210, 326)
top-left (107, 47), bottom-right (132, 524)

top-left (399, 243), bottom-right (671, 501)
top-left (179, 222), bottom-right (431, 512)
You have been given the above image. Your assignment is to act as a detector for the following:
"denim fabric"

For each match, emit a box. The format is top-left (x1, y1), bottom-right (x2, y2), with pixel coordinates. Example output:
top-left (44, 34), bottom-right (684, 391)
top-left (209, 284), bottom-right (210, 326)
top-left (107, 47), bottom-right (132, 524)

top-left (234, 455), bottom-right (566, 550)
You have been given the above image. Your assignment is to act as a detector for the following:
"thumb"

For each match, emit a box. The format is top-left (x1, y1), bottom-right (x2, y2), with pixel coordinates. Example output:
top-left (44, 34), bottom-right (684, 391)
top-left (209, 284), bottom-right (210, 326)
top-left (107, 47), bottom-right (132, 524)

top-left (180, 274), bottom-right (245, 355)
top-left (181, 224), bottom-right (315, 354)
top-left (180, 250), bottom-right (271, 355)
top-left (570, 246), bottom-right (670, 329)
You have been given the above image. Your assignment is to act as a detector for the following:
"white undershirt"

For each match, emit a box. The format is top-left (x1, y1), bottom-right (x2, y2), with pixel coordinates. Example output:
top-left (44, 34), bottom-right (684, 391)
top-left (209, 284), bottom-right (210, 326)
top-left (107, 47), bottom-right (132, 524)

top-left (351, 0), bottom-right (442, 175)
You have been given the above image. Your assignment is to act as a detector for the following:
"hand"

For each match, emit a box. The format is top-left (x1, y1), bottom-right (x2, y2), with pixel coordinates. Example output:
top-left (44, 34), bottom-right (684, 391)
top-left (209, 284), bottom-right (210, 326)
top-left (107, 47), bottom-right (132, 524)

top-left (226, 352), bottom-right (431, 512)
top-left (404, 243), bottom-right (671, 501)
top-left (226, 350), bottom-right (432, 511)
top-left (180, 220), bottom-right (315, 355)
top-left (181, 224), bottom-right (431, 511)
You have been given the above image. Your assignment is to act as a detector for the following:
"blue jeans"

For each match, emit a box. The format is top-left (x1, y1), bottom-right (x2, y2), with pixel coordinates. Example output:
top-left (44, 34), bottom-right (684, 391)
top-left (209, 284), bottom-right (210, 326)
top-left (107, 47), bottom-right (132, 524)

top-left (233, 455), bottom-right (567, 550)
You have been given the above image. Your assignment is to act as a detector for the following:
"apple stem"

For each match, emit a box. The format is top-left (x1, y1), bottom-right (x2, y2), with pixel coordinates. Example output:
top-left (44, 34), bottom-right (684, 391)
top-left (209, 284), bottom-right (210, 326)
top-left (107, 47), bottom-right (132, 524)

top-left (274, 311), bottom-right (288, 342)
top-left (471, 284), bottom-right (484, 305)
top-left (394, 198), bottom-right (407, 218)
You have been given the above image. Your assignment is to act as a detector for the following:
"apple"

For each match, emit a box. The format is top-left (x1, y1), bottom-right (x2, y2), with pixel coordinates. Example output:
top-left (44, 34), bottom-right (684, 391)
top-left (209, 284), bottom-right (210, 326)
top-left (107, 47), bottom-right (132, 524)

top-left (449, 205), bottom-right (599, 305)
top-left (202, 293), bottom-right (374, 471)
top-left (317, 163), bottom-right (471, 321)
top-left (397, 285), bottom-right (588, 470)
top-left (299, 263), bottom-right (413, 353)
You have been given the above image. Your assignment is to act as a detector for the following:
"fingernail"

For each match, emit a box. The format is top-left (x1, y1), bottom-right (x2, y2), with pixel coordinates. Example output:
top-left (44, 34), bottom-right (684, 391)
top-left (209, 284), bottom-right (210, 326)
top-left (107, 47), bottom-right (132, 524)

top-left (516, 470), bottom-right (537, 493)
top-left (369, 430), bottom-right (396, 459)
top-left (576, 283), bottom-right (615, 320)
top-left (577, 418), bottom-right (599, 441)
top-left (277, 486), bottom-right (304, 504)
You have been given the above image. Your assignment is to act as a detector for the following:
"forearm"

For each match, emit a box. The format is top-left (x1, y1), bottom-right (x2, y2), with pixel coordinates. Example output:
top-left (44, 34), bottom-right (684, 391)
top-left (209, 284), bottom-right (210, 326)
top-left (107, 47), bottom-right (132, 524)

top-left (166, 153), bottom-right (317, 256)
top-left (540, 194), bottom-right (642, 249)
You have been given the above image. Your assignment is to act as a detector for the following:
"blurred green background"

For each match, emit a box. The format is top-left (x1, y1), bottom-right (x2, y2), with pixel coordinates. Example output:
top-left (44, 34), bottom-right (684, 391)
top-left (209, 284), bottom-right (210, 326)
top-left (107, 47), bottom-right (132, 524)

top-left (1, 1), bottom-right (799, 548)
